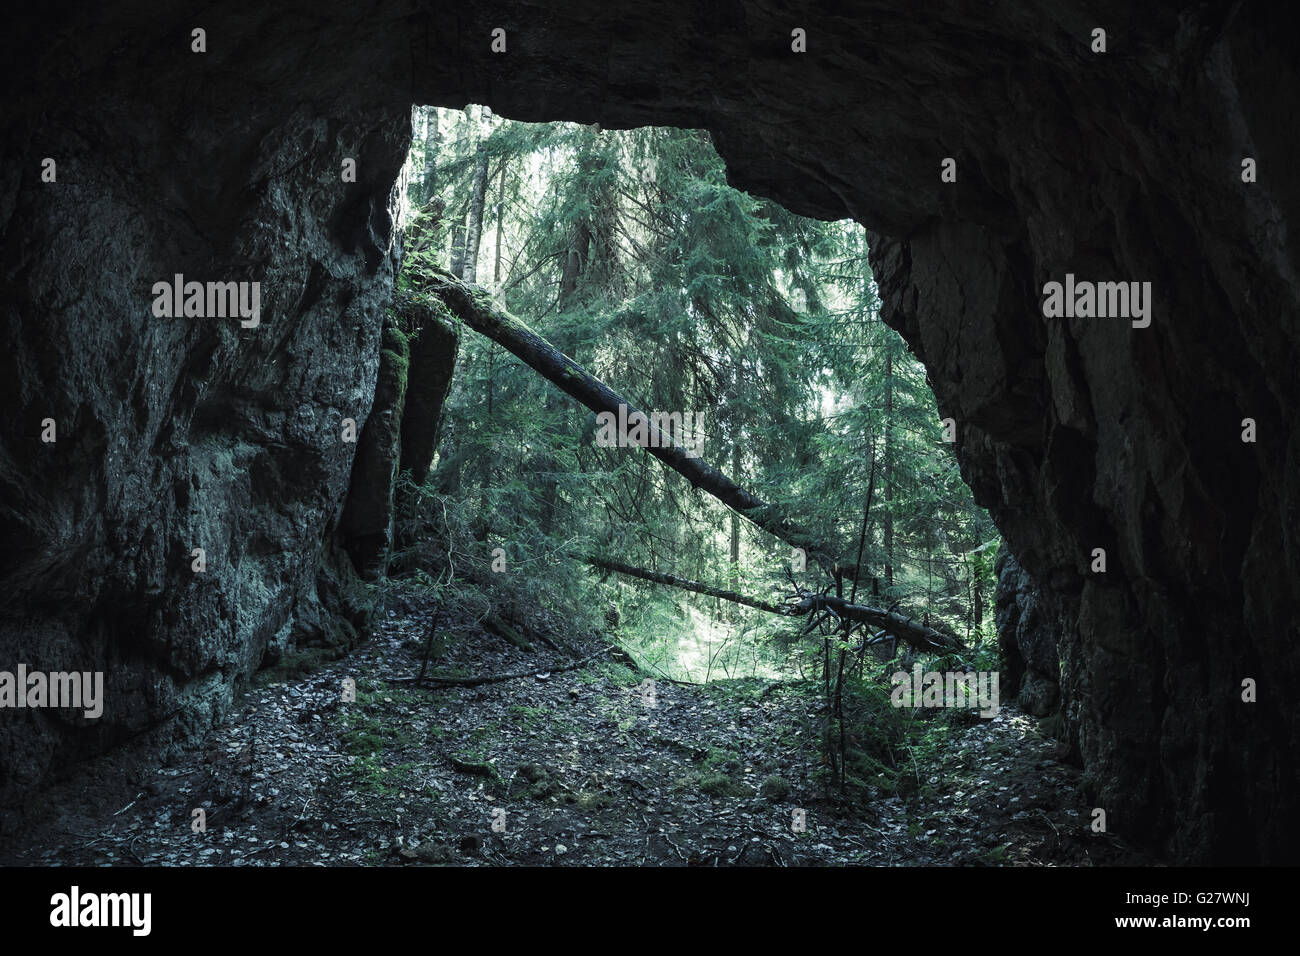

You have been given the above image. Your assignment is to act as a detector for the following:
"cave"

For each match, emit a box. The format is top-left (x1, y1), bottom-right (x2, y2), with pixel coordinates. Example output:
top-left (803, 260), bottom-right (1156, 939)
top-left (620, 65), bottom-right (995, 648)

top-left (1, 1), bottom-right (1296, 866)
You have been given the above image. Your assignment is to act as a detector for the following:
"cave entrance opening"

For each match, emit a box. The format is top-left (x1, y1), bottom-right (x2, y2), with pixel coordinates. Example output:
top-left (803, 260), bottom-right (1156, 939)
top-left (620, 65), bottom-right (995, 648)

top-left (381, 103), bottom-right (998, 686)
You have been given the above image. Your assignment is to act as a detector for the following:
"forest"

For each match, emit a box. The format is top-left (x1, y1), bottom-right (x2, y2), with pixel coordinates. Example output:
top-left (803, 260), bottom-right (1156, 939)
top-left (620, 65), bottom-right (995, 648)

top-left (394, 105), bottom-right (998, 678)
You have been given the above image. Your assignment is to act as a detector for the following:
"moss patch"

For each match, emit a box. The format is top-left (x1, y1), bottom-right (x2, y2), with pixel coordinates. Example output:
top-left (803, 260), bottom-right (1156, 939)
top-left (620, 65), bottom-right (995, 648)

top-left (759, 774), bottom-right (790, 801)
top-left (698, 772), bottom-right (751, 798)
top-left (253, 646), bottom-right (339, 687)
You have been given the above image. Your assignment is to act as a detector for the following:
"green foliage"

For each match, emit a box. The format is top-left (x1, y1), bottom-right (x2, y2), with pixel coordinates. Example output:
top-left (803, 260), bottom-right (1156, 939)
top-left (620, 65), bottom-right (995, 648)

top-left (698, 771), bottom-right (751, 798)
top-left (253, 647), bottom-right (336, 686)
top-left (596, 660), bottom-right (639, 685)
top-left (398, 104), bottom-right (999, 695)
top-left (703, 747), bottom-right (743, 773)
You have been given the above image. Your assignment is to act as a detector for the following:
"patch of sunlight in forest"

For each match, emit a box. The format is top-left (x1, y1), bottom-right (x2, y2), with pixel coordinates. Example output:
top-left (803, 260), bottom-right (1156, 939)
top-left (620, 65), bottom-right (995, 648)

top-left (673, 605), bottom-right (779, 681)
top-left (621, 602), bottom-right (784, 683)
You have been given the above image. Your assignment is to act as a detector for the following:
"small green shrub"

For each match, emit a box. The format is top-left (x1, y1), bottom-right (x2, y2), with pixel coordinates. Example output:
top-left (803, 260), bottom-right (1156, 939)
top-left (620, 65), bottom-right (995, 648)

top-left (759, 775), bottom-right (790, 801)
top-left (698, 772), bottom-right (751, 797)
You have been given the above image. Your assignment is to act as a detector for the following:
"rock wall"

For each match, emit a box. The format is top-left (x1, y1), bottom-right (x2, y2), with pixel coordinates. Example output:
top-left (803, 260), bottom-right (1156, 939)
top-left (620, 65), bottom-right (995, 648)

top-left (341, 321), bottom-right (410, 577)
top-left (0, 8), bottom-right (414, 818)
top-left (2, 1), bottom-right (1296, 861)
top-left (994, 548), bottom-right (1059, 719)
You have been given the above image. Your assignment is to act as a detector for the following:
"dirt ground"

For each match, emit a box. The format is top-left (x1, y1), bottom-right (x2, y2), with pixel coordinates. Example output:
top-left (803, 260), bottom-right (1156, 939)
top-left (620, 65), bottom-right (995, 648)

top-left (2, 602), bottom-right (1150, 867)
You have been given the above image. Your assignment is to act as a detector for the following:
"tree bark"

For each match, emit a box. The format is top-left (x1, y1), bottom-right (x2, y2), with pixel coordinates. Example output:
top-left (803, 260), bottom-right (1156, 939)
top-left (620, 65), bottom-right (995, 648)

top-left (784, 590), bottom-right (964, 653)
top-left (448, 197), bottom-right (468, 278)
top-left (729, 440), bottom-right (742, 622)
top-left (883, 347), bottom-right (895, 589)
top-left (559, 219), bottom-right (591, 301)
top-left (462, 106), bottom-right (491, 284)
top-left (868, 231), bottom-right (894, 592)
top-left (584, 554), bottom-right (783, 614)
top-left (422, 108), bottom-right (439, 205)
top-left (493, 160), bottom-right (506, 288)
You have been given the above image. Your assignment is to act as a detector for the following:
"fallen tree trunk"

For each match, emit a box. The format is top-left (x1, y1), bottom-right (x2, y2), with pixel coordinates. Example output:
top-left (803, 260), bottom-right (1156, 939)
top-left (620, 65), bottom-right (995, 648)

top-left (423, 270), bottom-right (855, 579)
top-left (584, 554), bottom-right (784, 614)
top-left (584, 553), bottom-right (964, 654)
top-left (784, 591), bottom-right (965, 654)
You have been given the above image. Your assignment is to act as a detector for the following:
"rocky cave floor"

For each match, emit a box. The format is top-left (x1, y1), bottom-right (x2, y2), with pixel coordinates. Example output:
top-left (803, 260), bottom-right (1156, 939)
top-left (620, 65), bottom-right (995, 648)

top-left (4, 604), bottom-right (1151, 867)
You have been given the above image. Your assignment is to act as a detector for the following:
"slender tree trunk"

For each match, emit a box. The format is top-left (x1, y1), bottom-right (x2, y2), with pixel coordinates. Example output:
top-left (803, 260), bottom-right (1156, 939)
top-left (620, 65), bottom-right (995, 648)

top-left (493, 161), bottom-right (506, 288)
top-left (467, 113), bottom-right (498, 538)
top-left (539, 391), bottom-right (561, 535)
top-left (414, 106), bottom-right (440, 207)
top-left (484, 160), bottom-right (506, 423)
top-left (411, 106), bottom-right (427, 202)
top-left (867, 238), bottom-right (895, 593)
top-left (965, 555), bottom-right (974, 643)
top-left (559, 220), bottom-right (591, 301)
top-left (462, 106), bottom-right (491, 283)
top-left (540, 169), bottom-right (590, 534)
top-left (729, 441), bottom-right (741, 622)
top-left (883, 348), bottom-right (895, 589)
top-left (422, 109), bottom-right (440, 205)
top-left (582, 555), bottom-right (782, 613)
top-left (448, 197), bottom-right (469, 278)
